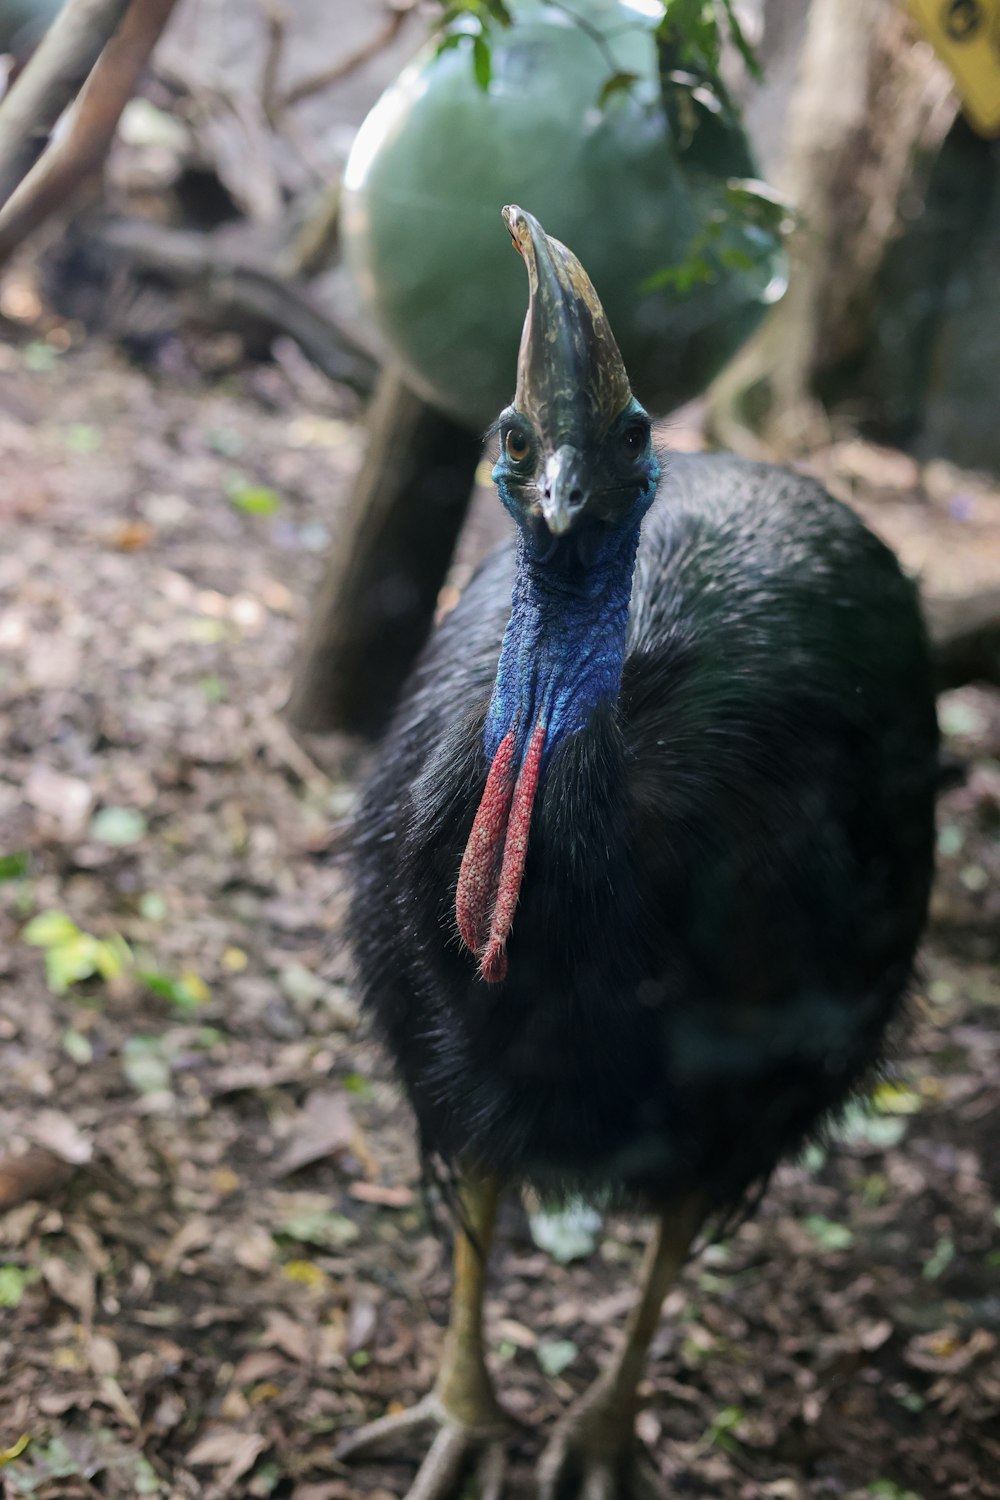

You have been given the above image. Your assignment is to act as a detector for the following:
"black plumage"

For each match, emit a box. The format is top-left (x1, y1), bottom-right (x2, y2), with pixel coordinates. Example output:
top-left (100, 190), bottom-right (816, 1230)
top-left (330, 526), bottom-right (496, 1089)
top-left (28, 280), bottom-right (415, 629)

top-left (339, 208), bottom-right (938, 1499)
top-left (349, 453), bottom-right (938, 1216)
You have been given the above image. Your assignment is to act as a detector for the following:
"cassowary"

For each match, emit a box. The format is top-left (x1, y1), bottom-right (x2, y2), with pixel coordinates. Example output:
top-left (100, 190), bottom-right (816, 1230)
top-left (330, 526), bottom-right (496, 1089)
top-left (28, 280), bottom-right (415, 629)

top-left (338, 207), bottom-right (938, 1500)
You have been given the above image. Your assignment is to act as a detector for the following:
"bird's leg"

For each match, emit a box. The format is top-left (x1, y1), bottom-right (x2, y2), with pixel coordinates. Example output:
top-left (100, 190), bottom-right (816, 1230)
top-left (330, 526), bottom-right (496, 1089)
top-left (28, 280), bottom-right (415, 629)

top-left (538, 1196), bottom-right (705, 1500)
top-left (335, 1173), bottom-right (510, 1500)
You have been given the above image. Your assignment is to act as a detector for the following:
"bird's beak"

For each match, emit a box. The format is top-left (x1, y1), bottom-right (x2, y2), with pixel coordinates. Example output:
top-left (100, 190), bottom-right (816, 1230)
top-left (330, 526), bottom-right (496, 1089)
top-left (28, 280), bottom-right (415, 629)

top-left (502, 204), bottom-right (632, 496)
top-left (539, 444), bottom-right (588, 536)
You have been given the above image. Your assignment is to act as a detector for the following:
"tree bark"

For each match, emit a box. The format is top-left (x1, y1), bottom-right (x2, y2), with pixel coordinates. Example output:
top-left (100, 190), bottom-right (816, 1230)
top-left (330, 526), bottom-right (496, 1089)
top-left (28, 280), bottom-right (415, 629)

top-left (707, 0), bottom-right (955, 455)
top-left (0, 0), bottom-right (131, 208)
top-left (287, 369), bottom-right (483, 738)
top-left (0, 0), bottom-right (180, 267)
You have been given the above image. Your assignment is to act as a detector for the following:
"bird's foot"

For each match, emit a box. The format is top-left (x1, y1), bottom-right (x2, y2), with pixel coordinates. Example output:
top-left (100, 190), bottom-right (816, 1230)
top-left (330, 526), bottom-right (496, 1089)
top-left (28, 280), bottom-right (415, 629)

top-left (335, 1389), bottom-right (510, 1500)
top-left (537, 1393), bottom-right (664, 1500)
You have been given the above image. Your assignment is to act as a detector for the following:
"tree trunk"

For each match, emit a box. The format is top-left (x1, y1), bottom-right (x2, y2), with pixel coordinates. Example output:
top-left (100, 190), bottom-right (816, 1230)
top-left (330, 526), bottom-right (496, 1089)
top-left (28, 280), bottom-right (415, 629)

top-left (708, 0), bottom-right (955, 454)
top-left (287, 369), bottom-right (483, 738)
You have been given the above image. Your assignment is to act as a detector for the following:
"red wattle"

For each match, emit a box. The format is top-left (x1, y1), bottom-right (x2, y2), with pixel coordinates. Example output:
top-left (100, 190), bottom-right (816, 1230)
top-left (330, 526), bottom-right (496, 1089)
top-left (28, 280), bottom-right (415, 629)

top-left (455, 719), bottom-right (547, 984)
top-left (455, 728), bottom-right (518, 956)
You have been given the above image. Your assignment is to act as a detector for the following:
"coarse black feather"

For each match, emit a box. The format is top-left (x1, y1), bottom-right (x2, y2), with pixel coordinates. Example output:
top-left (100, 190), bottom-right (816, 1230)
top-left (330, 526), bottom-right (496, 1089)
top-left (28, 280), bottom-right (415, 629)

top-left (348, 452), bottom-right (938, 1215)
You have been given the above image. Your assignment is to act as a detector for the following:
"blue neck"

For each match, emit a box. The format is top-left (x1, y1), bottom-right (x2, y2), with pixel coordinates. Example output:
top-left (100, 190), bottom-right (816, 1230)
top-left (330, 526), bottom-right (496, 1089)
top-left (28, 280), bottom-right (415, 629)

top-left (484, 516), bottom-right (643, 766)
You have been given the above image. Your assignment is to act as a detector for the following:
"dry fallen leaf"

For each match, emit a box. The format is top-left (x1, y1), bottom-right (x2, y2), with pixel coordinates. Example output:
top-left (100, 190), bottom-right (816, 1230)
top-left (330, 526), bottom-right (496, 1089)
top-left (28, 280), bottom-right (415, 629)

top-left (30, 1110), bottom-right (93, 1166)
top-left (271, 1088), bottom-right (355, 1178)
top-left (187, 1428), bottom-right (268, 1484)
top-left (24, 764), bottom-right (94, 836)
top-left (0, 1147), bottom-right (73, 1210)
top-left (347, 1180), bottom-right (414, 1207)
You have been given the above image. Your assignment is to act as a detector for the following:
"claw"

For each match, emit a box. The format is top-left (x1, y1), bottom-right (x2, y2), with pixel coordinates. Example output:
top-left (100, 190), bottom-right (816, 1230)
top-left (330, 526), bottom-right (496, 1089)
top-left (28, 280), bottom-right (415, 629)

top-left (537, 1413), bottom-right (664, 1500)
top-left (336, 1392), bottom-right (511, 1500)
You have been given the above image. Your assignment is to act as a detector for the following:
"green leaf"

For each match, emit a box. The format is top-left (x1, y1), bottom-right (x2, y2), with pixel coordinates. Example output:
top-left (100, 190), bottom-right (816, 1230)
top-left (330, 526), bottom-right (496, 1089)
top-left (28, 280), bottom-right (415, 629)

top-left (89, 806), bottom-right (147, 847)
top-left (64, 423), bottom-right (103, 454)
top-left (62, 1029), bottom-right (93, 1065)
top-left (23, 341), bottom-right (57, 372)
top-left (139, 891), bottom-right (167, 922)
top-left (719, 247), bottom-right (756, 272)
top-left (0, 1433), bottom-right (31, 1467)
top-left (122, 1035), bottom-right (172, 1095)
top-left (938, 699), bottom-right (987, 738)
top-left (802, 1215), bottom-right (854, 1251)
top-left (705, 1404), bottom-right (744, 1451)
top-left (278, 1208), bottom-right (360, 1249)
top-left (199, 675), bottom-right (227, 703)
top-left (341, 1072), bottom-right (372, 1098)
top-left (536, 1339), bottom-right (578, 1378)
top-left (529, 1201), bottom-right (602, 1264)
top-left (472, 32), bottom-right (491, 90)
top-left (598, 70), bottom-right (640, 107)
top-left (923, 1236), bottom-right (955, 1281)
top-left (207, 427), bottom-right (244, 457)
top-left (133, 1457), bottom-right (164, 1496)
top-left (227, 479), bottom-right (283, 516)
top-left (872, 1081), bottom-right (922, 1116)
top-left (93, 934), bottom-right (131, 982)
top-left (833, 1098), bottom-right (908, 1150)
top-left (0, 1265), bottom-right (36, 1309)
top-left (937, 824), bottom-right (963, 857)
top-left (719, 0), bottom-right (762, 79)
top-left (46, 935), bottom-right (102, 994)
top-left (140, 969), bottom-right (209, 1010)
top-left (0, 852), bottom-right (29, 881)
top-left (23, 910), bottom-right (79, 947)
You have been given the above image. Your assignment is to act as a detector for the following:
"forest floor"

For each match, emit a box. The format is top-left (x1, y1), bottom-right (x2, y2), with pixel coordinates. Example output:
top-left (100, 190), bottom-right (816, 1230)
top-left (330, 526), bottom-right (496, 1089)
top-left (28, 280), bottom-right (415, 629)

top-left (1, 331), bottom-right (999, 1500)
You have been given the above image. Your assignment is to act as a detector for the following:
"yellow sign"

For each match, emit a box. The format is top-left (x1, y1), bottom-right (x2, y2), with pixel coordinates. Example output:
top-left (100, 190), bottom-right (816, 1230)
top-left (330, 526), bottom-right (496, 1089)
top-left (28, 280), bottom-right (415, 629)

top-left (909, 0), bottom-right (1000, 136)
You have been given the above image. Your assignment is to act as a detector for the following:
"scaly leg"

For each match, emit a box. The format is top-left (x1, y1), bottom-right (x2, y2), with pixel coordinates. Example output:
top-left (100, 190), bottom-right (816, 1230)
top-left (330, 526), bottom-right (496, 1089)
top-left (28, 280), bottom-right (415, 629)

top-left (336, 1173), bottom-right (511, 1500)
top-left (538, 1196), bottom-right (706, 1500)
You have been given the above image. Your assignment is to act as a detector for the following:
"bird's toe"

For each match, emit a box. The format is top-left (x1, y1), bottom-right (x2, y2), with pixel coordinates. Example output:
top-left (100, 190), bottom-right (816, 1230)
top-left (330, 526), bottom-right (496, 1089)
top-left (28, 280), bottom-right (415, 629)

top-left (336, 1392), bottom-right (510, 1500)
top-left (537, 1426), bottom-right (664, 1500)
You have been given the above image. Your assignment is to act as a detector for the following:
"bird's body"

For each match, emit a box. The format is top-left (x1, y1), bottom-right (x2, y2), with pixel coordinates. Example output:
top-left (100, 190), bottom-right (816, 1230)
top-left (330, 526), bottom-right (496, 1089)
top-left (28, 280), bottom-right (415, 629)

top-left (350, 452), bottom-right (937, 1216)
top-left (340, 207), bottom-right (938, 1500)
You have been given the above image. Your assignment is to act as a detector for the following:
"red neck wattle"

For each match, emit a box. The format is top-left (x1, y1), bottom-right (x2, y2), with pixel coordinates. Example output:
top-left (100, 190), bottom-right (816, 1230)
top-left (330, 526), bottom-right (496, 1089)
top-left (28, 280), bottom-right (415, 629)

top-left (455, 719), bottom-right (546, 984)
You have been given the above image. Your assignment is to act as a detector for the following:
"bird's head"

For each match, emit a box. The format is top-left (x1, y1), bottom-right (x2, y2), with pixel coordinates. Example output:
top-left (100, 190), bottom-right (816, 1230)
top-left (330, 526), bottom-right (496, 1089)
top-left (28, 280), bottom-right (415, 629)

top-left (456, 209), bottom-right (660, 986)
top-left (493, 204), bottom-right (659, 546)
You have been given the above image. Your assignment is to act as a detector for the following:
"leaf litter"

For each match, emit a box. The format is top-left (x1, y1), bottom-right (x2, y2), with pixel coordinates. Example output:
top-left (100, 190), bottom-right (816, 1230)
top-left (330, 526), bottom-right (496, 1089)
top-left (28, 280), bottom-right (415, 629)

top-left (0, 337), bottom-right (998, 1498)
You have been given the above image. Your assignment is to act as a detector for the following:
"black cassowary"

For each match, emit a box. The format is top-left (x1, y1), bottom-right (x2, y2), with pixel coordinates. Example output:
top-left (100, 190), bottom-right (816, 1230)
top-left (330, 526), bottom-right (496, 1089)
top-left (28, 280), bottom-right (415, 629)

top-left (338, 207), bottom-right (938, 1500)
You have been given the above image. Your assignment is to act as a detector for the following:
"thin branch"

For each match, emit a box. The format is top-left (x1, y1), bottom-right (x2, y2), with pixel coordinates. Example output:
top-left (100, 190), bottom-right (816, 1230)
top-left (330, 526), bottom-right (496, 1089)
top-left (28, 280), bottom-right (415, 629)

top-left (0, 0), bottom-right (132, 207)
top-left (0, 0), bottom-right (180, 268)
top-left (278, 2), bottom-right (414, 111)
top-left (259, 0), bottom-right (289, 124)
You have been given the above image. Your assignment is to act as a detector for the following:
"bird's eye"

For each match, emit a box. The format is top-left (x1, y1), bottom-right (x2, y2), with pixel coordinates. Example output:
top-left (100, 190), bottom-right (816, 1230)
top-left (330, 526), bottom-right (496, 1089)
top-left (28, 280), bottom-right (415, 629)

top-left (505, 428), bottom-right (531, 463)
top-left (622, 423), bottom-right (647, 460)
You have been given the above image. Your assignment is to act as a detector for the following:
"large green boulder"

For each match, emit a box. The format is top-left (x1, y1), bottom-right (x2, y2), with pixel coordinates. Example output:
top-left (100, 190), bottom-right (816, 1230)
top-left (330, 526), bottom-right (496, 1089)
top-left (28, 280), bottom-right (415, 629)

top-left (341, 0), bottom-right (785, 430)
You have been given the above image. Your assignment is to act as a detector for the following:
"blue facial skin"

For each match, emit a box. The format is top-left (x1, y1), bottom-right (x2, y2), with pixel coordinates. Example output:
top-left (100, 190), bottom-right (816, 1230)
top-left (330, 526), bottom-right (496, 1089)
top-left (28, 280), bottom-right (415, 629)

top-left (485, 396), bottom-right (661, 769)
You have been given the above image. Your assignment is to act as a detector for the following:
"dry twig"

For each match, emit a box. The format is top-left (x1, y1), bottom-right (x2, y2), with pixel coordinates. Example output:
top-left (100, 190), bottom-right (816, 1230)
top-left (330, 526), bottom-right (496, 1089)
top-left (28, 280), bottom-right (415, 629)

top-left (278, 1), bottom-right (415, 112)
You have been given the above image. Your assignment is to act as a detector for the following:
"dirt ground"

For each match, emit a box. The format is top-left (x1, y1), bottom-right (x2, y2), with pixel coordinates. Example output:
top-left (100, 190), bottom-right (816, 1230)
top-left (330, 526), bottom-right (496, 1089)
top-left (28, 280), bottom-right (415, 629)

top-left (0, 329), bottom-right (999, 1500)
